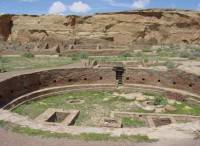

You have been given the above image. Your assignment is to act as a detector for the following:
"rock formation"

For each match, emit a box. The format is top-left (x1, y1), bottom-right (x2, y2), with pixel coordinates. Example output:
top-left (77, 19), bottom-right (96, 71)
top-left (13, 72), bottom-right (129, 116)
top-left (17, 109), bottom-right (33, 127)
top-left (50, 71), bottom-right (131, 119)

top-left (1, 9), bottom-right (200, 52)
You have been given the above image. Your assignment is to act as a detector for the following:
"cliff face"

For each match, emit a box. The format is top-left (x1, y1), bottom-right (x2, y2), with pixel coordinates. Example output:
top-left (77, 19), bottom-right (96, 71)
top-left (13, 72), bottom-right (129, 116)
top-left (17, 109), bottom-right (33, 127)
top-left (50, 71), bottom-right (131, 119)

top-left (1, 9), bottom-right (200, 48)
top-left (0, 15), bottom-right (13, 41)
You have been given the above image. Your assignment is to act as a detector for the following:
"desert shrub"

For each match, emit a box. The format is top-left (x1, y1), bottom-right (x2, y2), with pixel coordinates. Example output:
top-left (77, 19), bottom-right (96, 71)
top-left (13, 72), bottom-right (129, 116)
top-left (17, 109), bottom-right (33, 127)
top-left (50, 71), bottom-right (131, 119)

top-left (156, 48), bottom-right (162, 52)
top-left (154, 96), bottom-right (167, 106)
top-left (0, 56), bottom-right (8, 63)
top-left (79, 52), bottom-right (89, 59)
top-left (21, 52), bottom-right (34, 58)
top-left (134, 52), bottom-right (143, 57)
top-left (156, 48), bottom-right (177, 57)
top-left (191, 48), bottom-right (200, 59)
top-left (164, 61), bottom-right (176, 69)
top-left (142, 48), bottom-right (152, 52)
top-left (179, 51), bottom-right (191, 58)
top-left (194, 48), bottom-right (200, 53)
top-left (143, 56), bottom-right (149, 63)
top-left (121, 52), bottom-right (132, 57)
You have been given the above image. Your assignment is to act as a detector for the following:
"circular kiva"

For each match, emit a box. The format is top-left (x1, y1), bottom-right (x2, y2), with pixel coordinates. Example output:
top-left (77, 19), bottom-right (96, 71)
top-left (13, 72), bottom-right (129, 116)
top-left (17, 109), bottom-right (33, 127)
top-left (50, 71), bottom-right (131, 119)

top-left (0, 67), bottom-right (200, 137)
top-left (0, 67), bottom-right (200, 109)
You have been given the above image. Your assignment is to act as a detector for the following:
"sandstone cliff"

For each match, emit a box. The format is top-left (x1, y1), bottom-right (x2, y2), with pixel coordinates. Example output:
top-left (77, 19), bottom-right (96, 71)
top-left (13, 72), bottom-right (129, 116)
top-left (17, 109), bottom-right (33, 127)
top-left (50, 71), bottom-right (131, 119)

top-left (1, 9), bottom-right (200, 50)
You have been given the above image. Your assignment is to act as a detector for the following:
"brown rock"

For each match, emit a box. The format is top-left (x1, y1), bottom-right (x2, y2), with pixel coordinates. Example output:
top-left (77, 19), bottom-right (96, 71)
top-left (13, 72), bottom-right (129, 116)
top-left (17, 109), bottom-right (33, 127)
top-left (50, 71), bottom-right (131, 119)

top-left (1, 9), bottom-right (200, 47)
top-left (55, 45), bottom-right (61, 53)
top-left (165, 105), bottom-right (177, 112)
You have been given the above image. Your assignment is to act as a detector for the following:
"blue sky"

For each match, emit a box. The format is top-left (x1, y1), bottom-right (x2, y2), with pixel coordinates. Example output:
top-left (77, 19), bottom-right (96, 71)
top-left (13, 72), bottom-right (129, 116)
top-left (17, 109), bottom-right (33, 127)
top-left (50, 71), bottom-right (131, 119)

top-left (0, 0), bottom-right (200, 15)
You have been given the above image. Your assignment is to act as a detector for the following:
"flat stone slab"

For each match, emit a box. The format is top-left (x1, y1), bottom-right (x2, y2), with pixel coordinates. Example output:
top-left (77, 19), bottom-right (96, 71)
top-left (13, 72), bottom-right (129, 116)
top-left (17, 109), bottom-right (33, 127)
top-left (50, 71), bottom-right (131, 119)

top-left (164, 105), bottom-right (177, 112)
top-left (142, 106), bottom-right (155, 112)
top-left (100, 117), bottom-right (122, 128)
top-left (35, 108), bottom-right (80, 126)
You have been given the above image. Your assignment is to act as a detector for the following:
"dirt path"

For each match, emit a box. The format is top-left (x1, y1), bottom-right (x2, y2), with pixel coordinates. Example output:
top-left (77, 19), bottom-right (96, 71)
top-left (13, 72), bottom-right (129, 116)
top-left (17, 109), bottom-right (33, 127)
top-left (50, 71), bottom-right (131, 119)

top-left (0, 128), bottom-right (199, 146)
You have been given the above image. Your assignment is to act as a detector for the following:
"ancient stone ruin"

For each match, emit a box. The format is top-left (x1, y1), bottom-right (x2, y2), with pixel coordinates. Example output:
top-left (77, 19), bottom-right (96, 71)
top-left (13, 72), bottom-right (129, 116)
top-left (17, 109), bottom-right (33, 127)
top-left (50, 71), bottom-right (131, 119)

top-left (0, 9), bottom-right (200, 144)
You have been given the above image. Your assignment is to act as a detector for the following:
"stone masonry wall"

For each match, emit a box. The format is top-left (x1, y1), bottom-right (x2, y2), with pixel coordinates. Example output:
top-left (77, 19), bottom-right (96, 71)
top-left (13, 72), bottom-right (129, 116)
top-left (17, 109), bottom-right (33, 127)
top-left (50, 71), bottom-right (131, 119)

top-left (124, 69), bottom-right (200, 95)
top-left (0, 68), bottom-right (115, 107)
top-left (0, 68), bottom-right (200, 108)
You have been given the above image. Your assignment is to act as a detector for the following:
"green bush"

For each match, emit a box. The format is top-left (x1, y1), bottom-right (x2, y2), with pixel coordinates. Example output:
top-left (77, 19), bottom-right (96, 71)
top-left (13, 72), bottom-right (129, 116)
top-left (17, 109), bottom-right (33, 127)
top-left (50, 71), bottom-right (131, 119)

top-left (195, 48), bottom-right (200, 52)
top-left (0, 56), bottom-right (8, 63)
top-left (154, 96), bottom-right (167, 106)
top-left (156, 48), bottom-right (162, 53)
top-left (79, 52), bottom-right (89, 59)
top-left (143, 56), bottom-right (149, 63)
top-left (156, 48), bottom-right (177, 57)
top-left (121, 52), bottom-right (132, 57)
top-left (179, 51), bottom-right (191, 58)
top-left (142, 48), bottom-right (152, 52)
top-left (164, 61), bottom-right (176, 69)
top-left (21, 52), bottom-right (34, 58)
top-left (135, 52), bottom-right (143, 57)
top-left (191, 48), bottom-right (200, 59)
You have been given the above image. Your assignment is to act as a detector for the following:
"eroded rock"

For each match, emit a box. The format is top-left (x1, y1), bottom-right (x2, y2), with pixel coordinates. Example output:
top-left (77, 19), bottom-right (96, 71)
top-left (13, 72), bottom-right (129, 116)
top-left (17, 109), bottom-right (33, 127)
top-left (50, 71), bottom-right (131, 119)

top-left (165, 105), bottom-right (177, 112)
top-left (1, 9), bottom-right (200, 47)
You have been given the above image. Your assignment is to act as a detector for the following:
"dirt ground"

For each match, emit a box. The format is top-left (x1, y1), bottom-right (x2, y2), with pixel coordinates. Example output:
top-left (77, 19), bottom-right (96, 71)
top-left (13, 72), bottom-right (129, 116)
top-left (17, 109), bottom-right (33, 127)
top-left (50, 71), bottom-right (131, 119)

top-left (0, 128), bottom-right (199, 146)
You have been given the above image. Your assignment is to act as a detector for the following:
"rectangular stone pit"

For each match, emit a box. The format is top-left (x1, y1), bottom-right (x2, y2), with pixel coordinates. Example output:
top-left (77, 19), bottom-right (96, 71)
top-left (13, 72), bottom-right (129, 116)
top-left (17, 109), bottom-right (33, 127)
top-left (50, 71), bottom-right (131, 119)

top-left (152, 117), bottom-right (172, 127)
top-left (46, 112), bottom-right (70, 123)
top-left (112, 112), bottom-right (177, 128)
top-left (36, 108), bottom-right (79, 126)
top-left (147, 116), bottom-right (176, 127)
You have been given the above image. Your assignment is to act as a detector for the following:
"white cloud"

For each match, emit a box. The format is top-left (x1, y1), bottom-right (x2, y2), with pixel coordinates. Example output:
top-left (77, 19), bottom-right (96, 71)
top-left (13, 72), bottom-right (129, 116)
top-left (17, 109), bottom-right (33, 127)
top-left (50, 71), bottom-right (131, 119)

top-left (48, 1), bottom-right (67, 15)
top-left (132, 0), bottom-right (150, 9)
top-left (68, 1), bottom-right (91, 13)
top-left (104, 0), bottom-right (130, 7)
top-left (104, 0), bottom-right (150, 9)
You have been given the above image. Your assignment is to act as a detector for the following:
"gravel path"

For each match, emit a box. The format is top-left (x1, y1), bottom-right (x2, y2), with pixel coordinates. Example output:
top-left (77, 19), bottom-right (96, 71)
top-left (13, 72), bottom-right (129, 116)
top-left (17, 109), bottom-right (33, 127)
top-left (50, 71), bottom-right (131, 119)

top-left (0, 128), bottom-right (200, 146)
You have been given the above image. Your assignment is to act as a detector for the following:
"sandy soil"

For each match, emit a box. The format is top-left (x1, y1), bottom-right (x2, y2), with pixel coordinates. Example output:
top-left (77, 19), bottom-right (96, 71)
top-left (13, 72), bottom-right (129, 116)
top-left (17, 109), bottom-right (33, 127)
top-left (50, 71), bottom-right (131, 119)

top-left (0, 128), bottom-right (200, 146)
top-left (178, 60), bottom-right (200, 76)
